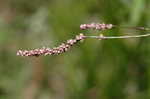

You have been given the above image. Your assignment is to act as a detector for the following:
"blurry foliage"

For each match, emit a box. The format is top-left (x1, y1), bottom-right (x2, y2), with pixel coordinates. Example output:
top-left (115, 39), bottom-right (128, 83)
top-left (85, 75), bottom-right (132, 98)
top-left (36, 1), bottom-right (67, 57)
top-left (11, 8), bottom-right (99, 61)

top-left (0, 0), bottom-right (150, 99)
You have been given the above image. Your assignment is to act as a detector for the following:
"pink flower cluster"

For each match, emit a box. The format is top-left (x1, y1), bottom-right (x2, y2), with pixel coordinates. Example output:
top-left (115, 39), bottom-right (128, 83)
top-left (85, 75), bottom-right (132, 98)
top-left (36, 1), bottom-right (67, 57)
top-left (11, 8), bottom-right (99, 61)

top-left (17, 33), bottom-right (85, 56)
top-left (80, 23), bottom-right (113, 30)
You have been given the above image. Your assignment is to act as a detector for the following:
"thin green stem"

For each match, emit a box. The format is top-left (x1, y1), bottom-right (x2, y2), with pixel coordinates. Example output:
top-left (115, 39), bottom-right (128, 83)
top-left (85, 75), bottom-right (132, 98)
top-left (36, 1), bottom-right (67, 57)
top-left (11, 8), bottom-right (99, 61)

top-left (85, 33), bottom-right (150, 39)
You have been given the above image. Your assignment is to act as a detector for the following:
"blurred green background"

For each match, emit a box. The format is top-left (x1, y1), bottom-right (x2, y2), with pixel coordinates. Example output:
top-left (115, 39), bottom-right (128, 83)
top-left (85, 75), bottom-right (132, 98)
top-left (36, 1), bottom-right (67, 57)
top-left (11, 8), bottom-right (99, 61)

top-left (0, 0), bottom-right (150, 99)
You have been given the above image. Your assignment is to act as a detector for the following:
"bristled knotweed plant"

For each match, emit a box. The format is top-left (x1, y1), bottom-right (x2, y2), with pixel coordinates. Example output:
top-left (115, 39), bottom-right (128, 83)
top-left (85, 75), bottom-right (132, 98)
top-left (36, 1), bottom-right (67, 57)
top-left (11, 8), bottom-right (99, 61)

top-left (17, 23), bottom-right (150, 57)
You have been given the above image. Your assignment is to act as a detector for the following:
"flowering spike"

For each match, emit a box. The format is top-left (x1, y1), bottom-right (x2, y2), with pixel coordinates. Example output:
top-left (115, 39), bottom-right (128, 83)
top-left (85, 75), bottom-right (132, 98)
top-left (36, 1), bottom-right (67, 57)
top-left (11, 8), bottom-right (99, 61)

top-left (17, 33), bottom-right (85, 57)
top-left (80, 23), bottom-right (113, 30)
